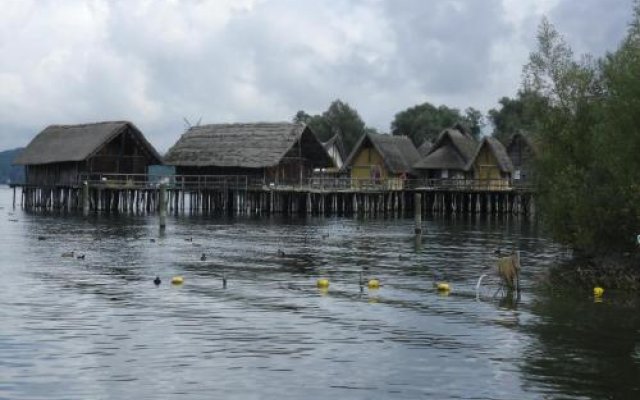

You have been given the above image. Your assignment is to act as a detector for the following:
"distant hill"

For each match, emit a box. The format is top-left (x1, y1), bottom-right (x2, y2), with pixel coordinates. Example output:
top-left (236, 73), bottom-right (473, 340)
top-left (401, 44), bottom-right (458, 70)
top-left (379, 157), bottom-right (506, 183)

top-left (0, 148), bottom-right (25, 184)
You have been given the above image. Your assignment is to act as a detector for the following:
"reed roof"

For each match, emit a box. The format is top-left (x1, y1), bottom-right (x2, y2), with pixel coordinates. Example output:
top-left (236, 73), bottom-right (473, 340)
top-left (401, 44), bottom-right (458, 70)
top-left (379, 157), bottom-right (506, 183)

top-left (13, 121), bottom-right (161, 165)
top-left (163, 122), bottom-right (332, 168)
top-left (345, 132), bottom-right (420, 174)
top-left (467, 136), bottom-right (514, 172)
top-left (413, 128), bottom-right (477, 170)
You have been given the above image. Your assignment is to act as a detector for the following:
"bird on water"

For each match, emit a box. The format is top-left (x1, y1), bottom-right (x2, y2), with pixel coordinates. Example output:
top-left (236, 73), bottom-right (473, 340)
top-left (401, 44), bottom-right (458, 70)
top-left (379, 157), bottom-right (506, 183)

top-left (201, 253), bottom-right (207, 261)
top-left (154, 276), bottom-right (161, 286)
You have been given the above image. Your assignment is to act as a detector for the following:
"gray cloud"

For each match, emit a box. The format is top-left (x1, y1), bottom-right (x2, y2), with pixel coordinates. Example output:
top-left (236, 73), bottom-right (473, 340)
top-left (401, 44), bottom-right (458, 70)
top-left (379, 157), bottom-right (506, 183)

top-left (0, 0), bottom-right (635, 152)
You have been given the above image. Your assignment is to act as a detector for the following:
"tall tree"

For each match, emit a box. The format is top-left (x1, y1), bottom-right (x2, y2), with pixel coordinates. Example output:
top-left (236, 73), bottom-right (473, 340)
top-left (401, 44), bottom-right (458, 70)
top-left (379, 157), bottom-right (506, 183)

top-left (391, 102), bottom-right (481, 146)
top-left (524, 12), bottom-right (640, 255)
top-left (488, 90), bottom-right (549, 143)
top-left (293, 99), bottom-right (367, 155)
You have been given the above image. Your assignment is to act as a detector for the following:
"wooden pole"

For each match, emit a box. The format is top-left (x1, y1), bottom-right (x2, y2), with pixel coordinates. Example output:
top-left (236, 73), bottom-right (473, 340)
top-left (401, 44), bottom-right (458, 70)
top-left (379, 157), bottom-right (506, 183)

top-left (82, 182), bottom-right (90, 216)
top-left (414, 192), bottom-right (422, 234)
top-left (159, 183), bottom-right (167, 230)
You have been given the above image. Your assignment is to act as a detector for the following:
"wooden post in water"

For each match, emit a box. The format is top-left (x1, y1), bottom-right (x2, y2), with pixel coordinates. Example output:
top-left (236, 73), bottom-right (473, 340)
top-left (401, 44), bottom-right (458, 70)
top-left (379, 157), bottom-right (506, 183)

top-left (12, 187), bottom-right (16, 208)
top-left (82, 182), bottom-right (90, 216)
top-left (414, 192), bottom-right (422, 234)
top-left (159, 183), bottom-right (167, 230)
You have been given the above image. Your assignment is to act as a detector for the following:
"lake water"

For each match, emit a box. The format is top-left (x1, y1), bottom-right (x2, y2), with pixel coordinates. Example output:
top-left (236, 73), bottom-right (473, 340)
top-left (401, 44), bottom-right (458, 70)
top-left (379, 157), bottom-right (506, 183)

top-left (0, 186), bottom-right (638, 400)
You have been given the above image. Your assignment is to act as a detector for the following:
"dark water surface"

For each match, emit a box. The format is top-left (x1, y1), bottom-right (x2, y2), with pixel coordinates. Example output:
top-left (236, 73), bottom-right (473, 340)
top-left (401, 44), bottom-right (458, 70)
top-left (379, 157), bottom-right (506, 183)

top-left (0, 186), bottom-right (638, 399)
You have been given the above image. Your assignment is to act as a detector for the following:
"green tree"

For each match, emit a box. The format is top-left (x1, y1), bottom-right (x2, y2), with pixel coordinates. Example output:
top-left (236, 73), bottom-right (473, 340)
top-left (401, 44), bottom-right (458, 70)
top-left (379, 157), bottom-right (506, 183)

top-left (293, 99), bottom-right (367, 155)
top-left (488, 90), bottom-right (549, 143)
top-left (525, 9), bottom-right (640, 255)
top-left (391, 102), bottom-right (481, 146)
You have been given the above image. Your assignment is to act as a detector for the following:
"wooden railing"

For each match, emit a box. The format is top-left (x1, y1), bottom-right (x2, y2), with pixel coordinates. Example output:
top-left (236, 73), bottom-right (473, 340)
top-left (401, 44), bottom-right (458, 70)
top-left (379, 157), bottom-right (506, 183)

top-left (66, 173), bottom-right (534, 192)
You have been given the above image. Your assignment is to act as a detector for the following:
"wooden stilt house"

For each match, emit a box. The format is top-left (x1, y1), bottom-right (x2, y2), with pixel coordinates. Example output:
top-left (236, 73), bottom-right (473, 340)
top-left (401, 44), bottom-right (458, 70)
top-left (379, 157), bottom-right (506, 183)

top-left (163, 122), bottom-right (333, 186)
top-left (13, 121), bottom-right (162, 186)
top-left (321, 134), bottom-right (346, 170)
top-left (466, 136), bottom-right (513, 189)
top-left (413, 127), bottom-right (477, 180)
top-left (344, 132), bottom-right (420, 190)
top-left (505, 132), bottom-right (537, 185)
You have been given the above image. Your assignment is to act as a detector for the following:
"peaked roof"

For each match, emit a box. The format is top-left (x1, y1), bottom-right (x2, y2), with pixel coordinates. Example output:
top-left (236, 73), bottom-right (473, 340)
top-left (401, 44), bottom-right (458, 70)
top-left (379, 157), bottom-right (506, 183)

top-left (322, 134), bottom-right (346, 161)
top-left (417, 140), bottom-right (433, 157)
top-left (163, 122), bottom-right (332, 168)
top-left (467, 136), bottom-right (514, 172)
top-left (413, 128), bottom-right (477, 170)
top-left (345, 132), bottom-right (421, 174)
top-left (14, 121), bottom-right (162, 165)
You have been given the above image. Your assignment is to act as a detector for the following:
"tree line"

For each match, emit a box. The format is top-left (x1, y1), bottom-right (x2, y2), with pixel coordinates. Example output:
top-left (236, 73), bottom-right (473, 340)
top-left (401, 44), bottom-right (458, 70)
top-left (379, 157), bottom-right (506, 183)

top-left (294, 1), bottom-right (640, 258)
top-left (293, 86), bottom-right (541, 156)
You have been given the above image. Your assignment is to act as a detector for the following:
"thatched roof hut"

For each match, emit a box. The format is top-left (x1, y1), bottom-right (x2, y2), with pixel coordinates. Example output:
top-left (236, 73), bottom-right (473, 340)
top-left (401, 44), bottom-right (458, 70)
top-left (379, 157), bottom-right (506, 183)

top-left (467, 137), bottom-right (513, 173)
top-left (505, 132), bottom-right (537, 182)
top-left (14, 121), bottom-right (162, 186)
top-left (413, 128), bottom-right (477, 177)
top-left (344, 132), bottom-right (420, 189)
top-left (345, 133), bottom-right (421, 176)
top-left (164, 122), bottom-right (333, 183)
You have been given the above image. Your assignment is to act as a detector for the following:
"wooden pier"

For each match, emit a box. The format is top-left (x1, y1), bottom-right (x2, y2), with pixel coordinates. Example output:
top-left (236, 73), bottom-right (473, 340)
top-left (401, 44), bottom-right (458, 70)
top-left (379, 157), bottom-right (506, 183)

top-left (10, 174), bottom-right (535, 217)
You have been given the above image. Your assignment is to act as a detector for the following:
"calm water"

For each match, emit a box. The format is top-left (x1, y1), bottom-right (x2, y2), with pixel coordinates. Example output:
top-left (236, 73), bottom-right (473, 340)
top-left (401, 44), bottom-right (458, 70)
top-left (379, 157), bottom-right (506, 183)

top-left (0, 186), bottom-right (638, 400)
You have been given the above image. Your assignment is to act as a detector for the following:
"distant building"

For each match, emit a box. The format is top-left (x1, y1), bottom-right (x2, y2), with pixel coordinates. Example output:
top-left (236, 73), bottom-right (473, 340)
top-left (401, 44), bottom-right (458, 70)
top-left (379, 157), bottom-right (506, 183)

top-left (505, 132), bottom-right (537, 184)
top-left (413, 128), bottom-right (477, 180)
top-left (344, 132), bottom-right (420, 190)
top-left (163, 122), bottom-right (333, 185)
top-left (467, 137), bottom-right (513, 189)
top-left (13, 121), bottom-right (162, 186)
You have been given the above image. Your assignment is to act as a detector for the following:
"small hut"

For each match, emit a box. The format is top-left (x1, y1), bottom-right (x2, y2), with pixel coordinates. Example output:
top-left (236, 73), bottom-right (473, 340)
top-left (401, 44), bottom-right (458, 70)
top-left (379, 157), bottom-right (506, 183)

top-left (467, 137), bottom-right (513, 189)
top-left (13, 121), bottom-right (162, 186)
top-left (344, 132), bottom-right (420, 189)
top-left (505, 132), bottom-right (537, 184)
top-left (163, 122), bottom-right (333, 185)
top-left (413, 128), bottom-right (477, 180)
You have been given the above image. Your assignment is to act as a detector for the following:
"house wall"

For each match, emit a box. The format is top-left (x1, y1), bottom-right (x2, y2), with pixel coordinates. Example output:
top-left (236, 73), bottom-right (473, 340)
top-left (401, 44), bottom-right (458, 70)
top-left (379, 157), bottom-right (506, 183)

top-left (26, 162), bottom-right (83, 186)
top-left (88, 127), bottom-right (154, 175)
top-left (472, 144), bottom-right (510, 189)
top-left (350, 146), bottom-right (388, 181)
top-left (507, 136), bottom-right (535, 182)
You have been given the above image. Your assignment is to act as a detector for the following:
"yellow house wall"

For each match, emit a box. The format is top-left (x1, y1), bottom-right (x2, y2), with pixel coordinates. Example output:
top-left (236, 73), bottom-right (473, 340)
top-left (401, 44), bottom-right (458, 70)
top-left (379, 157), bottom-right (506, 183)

top-left (350, 147), bottom-right (389, 180)
top-left (473, 144), bottom-right (510, 189)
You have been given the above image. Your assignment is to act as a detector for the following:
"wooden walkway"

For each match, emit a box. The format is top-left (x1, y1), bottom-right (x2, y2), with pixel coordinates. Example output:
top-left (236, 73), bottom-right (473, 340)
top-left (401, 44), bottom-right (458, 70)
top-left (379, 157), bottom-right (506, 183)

top-left (10, 173), bottom-right (535, 216)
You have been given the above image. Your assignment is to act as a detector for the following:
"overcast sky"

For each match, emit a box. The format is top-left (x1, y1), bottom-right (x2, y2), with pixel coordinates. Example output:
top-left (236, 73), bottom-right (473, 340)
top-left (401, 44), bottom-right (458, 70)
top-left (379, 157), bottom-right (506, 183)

top-left (1, 0), bottom-right (635, 152)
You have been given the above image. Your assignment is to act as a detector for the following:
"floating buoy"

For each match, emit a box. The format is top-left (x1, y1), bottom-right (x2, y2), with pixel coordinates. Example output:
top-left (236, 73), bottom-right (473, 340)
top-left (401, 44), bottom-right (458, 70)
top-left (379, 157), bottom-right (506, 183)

top-left (593, 286), bottom-right (604, 297)
top-left (171, 276), bottom-right (184, 285)
top-left (368, 278), bottom-right (380, 289)
top-left (316, 278), bottom-right (330, 289)
top-left (436, 282), bottom-right (450, 292)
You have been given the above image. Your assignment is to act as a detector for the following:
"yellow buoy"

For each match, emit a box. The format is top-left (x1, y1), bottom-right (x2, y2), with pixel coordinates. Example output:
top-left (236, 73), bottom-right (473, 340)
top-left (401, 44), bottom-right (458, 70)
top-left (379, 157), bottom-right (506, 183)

top-left (593, 286), bottom-right (604, 297)
top-left (171, 276), bottom-right (184, 285)
top-left (316, 278), bottom-right (330, 289)
top-left (368, 279), bottom-right (380, 289)
top-left (437, 282), bottom-right (450, 292)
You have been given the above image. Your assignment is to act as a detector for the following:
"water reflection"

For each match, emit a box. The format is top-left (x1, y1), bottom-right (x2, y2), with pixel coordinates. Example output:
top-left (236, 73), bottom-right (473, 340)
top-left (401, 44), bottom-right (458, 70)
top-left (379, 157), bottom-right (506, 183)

top-left (0, 187), bottom-right (638, 399)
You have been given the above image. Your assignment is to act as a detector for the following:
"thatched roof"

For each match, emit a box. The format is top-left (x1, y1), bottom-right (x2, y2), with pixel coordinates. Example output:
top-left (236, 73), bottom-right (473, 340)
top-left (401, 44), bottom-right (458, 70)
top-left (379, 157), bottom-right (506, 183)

top-left (413, 128), bottom-right (477, 170)
top-left (14, 121), bottom-right (161, 166)
top-left (345, 132), bottom-right (420, 174)
top-left (467, 137), bottom-right (514, 172)
top-left (417, 140), bottom-right (433, 157)
top-left (163, 122), bottom-right (332, 168)
top-left (322, 134), bottom-right (346, 161)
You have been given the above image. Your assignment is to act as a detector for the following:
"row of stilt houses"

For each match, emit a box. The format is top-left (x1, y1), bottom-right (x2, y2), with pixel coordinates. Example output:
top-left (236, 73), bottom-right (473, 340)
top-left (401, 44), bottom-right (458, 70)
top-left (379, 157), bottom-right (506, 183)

top-left (11, 120), bottom-right (537, 216)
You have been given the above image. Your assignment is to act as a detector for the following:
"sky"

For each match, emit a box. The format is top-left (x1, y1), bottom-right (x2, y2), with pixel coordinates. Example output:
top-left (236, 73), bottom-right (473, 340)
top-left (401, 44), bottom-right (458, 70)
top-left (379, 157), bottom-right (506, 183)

top-left (0, 0), bottom-right (635, 152)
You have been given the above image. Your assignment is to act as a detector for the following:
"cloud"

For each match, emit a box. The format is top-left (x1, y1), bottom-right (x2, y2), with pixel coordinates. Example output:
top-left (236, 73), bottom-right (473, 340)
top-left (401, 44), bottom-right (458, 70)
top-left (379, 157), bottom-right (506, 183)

top-left (0, 0), bottom-right (635, 152)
